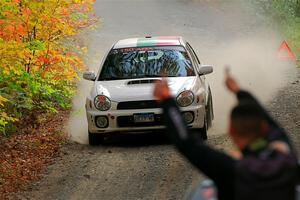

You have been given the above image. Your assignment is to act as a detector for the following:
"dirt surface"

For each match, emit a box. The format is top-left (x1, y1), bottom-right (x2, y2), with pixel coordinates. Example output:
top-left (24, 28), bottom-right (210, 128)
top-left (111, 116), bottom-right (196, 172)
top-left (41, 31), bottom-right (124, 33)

top-left (268, 76), bottom-right (300, 152)
top-left (11, 133), bottom-right (234, 200)
top-left (9, 0), bottom-right (300, 199)
top-left (12, 73), bottom-right (300, 200)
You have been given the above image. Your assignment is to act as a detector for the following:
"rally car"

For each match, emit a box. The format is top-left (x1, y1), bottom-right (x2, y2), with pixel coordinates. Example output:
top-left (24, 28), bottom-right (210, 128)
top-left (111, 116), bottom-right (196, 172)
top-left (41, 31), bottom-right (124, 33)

top-left (83, 36), bottom-right (214, 145)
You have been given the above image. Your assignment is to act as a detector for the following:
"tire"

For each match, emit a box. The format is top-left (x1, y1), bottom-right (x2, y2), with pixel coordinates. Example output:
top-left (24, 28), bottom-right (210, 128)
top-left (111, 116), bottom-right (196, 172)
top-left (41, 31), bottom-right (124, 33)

top-left (200, 115), bottom-right (208, 140)
top-left (206, 100), bottom-right (212, 129)
top-left (192, 105), bottom-right (209, 141)
top-left (207, 89), bottom-right (214, 128)
top-left (88, 131), bottom-right (103, 146)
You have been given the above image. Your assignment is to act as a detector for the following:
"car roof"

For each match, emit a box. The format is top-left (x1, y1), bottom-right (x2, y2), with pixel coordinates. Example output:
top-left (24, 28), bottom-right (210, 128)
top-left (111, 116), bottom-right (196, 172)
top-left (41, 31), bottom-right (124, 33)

top-left (113, 36), bottom-right (186, 49)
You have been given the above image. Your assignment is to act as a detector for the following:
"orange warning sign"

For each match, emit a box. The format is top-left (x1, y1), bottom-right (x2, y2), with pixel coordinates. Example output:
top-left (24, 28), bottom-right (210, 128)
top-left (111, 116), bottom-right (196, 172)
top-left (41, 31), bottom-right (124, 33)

top-left (278, 40), bottom-right (295, 60)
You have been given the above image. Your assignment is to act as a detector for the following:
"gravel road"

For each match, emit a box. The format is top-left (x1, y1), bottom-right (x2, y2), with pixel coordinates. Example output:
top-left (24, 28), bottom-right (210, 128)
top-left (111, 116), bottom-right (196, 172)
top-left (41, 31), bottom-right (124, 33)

top-left (13, 0), bottom-right (300, 199)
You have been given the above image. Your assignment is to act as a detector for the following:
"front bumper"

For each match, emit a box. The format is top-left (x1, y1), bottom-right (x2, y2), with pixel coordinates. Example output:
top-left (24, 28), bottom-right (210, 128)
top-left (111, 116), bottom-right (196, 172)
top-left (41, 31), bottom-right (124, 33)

top-left (86, 104), bottom-right (205, 134)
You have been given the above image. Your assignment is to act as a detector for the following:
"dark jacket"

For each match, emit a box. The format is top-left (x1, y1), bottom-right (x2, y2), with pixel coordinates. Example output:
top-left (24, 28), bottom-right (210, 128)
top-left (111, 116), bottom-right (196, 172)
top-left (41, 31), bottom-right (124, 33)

top-left (161, 90), bottom-right (298, 200)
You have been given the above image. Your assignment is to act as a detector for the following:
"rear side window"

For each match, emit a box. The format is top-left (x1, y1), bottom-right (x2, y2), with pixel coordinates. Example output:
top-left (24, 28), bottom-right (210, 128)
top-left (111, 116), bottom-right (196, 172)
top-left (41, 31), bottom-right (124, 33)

top-left (99, 46), bottom-right (195, 80)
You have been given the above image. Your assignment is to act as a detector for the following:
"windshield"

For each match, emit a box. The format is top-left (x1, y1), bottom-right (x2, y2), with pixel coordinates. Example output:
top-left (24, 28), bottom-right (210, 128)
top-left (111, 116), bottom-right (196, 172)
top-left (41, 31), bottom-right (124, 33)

top-left (98, 46), bottom-right (195, 80)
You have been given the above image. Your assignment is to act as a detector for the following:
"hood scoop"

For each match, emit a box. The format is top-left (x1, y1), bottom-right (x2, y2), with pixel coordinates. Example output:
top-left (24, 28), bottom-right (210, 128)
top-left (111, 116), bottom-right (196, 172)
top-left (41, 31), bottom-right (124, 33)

top-left (127, 79), bottom-right (160, 85)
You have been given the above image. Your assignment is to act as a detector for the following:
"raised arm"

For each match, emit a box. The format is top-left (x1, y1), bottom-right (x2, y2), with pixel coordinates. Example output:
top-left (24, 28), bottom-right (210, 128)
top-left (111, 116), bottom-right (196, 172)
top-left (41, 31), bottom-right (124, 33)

top-left (153, 80), bottom-right (236, 187)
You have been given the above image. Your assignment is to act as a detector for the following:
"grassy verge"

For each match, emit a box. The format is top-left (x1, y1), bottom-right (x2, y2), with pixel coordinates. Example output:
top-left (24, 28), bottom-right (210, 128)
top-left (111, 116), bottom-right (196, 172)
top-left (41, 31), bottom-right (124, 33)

top-left (253, 0), bottom-right (300, 67)
top-left (285, 17), bottom-right (300, 67)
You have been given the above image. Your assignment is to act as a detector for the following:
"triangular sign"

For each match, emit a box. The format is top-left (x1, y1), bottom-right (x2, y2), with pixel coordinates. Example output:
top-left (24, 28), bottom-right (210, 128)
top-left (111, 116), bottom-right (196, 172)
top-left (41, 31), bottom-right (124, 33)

top-left (277, 40), bottom-right (295, 60)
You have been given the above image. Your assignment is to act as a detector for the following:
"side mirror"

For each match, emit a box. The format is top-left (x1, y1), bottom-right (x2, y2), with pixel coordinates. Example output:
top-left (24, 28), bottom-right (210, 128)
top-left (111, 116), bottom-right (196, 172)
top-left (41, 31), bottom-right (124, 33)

top-left (199, 65), bottom-right (213, 75)
top-left (83, 71), bottom-right (96, 81)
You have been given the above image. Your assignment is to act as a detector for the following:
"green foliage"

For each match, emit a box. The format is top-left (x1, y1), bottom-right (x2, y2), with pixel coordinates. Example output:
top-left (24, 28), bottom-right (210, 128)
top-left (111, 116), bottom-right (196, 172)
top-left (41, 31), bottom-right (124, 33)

top-left (0, 95), bottom-right (16, 135)
top-left (0, 62), bottom-right (76, 134)
top-left (26, 40), bottom-right (46, 51)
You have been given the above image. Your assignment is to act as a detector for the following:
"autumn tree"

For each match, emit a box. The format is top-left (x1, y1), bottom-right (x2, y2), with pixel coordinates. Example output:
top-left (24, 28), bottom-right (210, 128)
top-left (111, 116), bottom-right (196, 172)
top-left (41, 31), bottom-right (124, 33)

top-left (0, 0), bottom-right (97, 134)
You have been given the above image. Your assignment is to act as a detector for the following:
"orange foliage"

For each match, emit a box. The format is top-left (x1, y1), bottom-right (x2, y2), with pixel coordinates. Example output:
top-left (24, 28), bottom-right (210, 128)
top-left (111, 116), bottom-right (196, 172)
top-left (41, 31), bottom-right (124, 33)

top-left (0, 0), bottom-right (98, 78)
top-left (0, 0), bottom-right (98, 134)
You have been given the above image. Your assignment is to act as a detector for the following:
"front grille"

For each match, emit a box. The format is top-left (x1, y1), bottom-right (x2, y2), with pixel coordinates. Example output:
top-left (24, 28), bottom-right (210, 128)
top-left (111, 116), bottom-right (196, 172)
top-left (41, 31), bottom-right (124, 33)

top-left (117, 114), bottom-right (164, 127)
top-left (117, 100), bottom-right (160, 110)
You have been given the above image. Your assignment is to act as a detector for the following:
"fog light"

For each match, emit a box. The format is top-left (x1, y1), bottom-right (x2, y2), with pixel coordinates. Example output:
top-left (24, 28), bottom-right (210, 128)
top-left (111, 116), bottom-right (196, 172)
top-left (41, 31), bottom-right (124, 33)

top-left (182, 112), bottom-right (194, 124)
top-left (95, 116), bottom-right (108, 128)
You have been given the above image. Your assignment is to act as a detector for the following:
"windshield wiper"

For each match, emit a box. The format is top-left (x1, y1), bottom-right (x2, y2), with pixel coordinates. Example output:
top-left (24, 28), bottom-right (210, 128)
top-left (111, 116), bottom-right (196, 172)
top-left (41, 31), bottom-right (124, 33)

top-left (145, 74), bottom-right (177, 78)
top-left (99, 76), bottom-right (146, 81)
top-left (98, 77), bottom-right (127, 81)
top-left (98, 75), bottom-right (178, 81)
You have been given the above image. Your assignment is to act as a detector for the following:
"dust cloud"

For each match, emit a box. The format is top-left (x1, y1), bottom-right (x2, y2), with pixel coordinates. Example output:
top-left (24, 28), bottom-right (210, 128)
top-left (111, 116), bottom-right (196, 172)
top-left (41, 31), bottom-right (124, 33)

top-left (66, 52), bottom-right (102, 144)
top-left (205, 32), bottom-right (298, 135)
top-left (66, 81), bottom-right (92, 144)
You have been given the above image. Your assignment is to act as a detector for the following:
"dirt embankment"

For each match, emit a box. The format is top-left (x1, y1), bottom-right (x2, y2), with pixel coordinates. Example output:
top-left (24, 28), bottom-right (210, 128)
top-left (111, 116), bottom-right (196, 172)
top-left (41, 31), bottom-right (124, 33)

top-left (0, 110), bottom-right (70, 199)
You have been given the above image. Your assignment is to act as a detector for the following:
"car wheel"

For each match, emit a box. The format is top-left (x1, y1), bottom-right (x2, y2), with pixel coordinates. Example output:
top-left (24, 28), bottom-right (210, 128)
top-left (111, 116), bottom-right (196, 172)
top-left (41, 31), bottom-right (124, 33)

top-left (200, 115), bottom-right (208, 140)
top-left (192, 111), bottom-right (208, 141)
top-left (207, 89), bottom-right (214, 128)
top-left (88, 131), bottom-right (103, 146)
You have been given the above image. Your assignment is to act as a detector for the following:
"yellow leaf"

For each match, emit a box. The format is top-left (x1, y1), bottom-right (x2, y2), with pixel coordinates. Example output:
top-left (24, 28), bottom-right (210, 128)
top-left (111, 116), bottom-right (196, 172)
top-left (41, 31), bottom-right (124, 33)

top-left (3, 70), bottom-right (10, 75)
top-left (81, 46), bottom-right (88, 53)
top-left (0, 96), bottom-right (7, 107)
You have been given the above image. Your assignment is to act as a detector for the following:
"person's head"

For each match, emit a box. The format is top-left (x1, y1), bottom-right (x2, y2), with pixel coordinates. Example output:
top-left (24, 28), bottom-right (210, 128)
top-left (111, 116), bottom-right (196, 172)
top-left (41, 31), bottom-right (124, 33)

top-left (229, 102), bottom-right (269, 150)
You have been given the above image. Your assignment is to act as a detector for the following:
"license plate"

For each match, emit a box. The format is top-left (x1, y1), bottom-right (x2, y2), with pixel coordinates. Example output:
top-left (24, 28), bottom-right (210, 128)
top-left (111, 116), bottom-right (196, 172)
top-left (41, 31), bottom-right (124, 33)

top-left (133, 113), bottom-right (155, 123)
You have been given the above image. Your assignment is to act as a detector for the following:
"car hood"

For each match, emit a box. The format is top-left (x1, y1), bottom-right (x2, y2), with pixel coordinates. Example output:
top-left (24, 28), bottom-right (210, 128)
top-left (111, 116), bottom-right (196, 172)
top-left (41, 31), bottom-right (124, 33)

top-left (93, 76), bottom-right (199, 102)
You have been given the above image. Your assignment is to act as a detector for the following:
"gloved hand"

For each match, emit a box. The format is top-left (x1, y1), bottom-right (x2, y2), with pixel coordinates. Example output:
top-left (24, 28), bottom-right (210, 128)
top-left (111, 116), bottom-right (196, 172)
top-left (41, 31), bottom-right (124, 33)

top-left (225, 66), bottom-right (240, 93)
top-left (153, 79), bottom-right (171, 102)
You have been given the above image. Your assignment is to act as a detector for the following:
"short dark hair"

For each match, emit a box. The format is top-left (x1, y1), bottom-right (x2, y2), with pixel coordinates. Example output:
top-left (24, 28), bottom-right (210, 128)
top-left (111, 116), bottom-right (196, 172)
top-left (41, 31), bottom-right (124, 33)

top-left (230, 101), bottom-right (266, 136)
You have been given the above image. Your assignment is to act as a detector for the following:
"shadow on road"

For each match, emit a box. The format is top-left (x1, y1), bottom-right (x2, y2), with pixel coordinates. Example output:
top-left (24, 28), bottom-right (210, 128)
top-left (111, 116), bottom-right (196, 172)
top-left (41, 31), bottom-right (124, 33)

top-left (100, 131), bottom-right (171, 147)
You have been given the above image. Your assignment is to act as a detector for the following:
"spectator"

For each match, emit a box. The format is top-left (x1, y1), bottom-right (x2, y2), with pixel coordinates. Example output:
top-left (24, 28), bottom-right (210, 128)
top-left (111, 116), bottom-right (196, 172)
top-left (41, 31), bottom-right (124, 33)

top-left (153, 69), bottom-right (298, 200)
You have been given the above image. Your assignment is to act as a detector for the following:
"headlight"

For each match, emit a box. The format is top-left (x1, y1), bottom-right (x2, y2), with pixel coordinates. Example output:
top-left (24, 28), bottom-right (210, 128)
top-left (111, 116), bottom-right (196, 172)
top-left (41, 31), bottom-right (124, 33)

top-left (94, 95), bottom-right (111, 111)
top-left (182, 112), bottom-right (194, 124)
top-left (176, 91), bottom-right (194, 107)
top-left (95, 116), bottom-right (108, 128)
